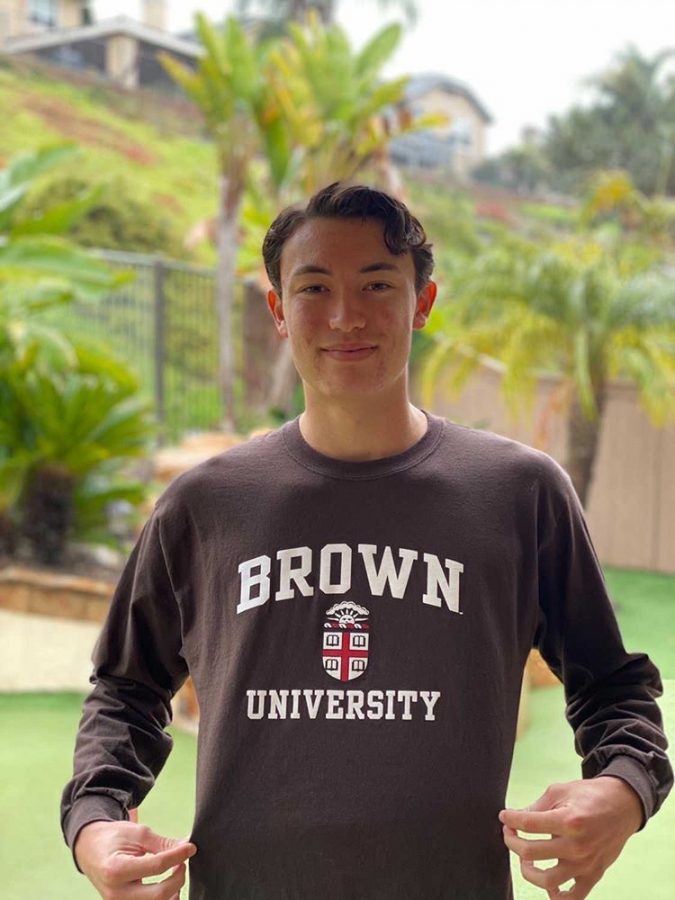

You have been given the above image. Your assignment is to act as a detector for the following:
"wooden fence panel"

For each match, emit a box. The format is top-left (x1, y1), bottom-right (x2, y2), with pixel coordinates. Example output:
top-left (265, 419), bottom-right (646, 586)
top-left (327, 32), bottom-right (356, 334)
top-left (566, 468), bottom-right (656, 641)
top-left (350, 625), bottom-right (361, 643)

top-left (417, 362), bottom-right (674, 574)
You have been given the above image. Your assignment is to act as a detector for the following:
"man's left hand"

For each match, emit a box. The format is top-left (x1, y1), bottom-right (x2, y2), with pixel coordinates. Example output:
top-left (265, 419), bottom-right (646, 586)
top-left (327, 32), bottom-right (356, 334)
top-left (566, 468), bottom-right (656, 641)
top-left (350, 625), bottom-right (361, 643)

top-left (499, 776), bottom-right (644, 899)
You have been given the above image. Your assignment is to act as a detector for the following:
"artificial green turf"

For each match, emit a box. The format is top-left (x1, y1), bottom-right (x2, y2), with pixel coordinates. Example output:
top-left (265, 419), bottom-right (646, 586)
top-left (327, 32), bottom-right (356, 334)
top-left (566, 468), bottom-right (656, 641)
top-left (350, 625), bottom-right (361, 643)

top-left (0, 692), bottom-right (196, 900)
top-left (1, 568), bottom-right (672, 898)
top-left (507, 682), bottom-right (674, 899)
top-left (604, 568), bottom-right (675, 677)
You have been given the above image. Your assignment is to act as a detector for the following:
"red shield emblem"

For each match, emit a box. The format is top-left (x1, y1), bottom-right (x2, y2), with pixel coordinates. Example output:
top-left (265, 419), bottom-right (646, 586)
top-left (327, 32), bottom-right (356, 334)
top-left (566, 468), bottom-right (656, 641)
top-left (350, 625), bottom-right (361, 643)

top-left (322, 601), bottom-right (370, 682)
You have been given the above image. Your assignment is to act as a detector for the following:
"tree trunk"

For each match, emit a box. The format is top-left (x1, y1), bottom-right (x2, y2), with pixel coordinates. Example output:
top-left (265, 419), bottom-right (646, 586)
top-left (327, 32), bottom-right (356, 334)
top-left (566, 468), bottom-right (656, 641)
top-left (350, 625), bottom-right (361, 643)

top-left (267, 341), bottom-right (300, 416)
top-left (565, 384), bottom-right (606, 507)
top-left (242, 279), bottom-right (284, 414)
top-left (216, 176), bottom-right (243, 433)
top-left (22, 464), bottom-right (75, 566)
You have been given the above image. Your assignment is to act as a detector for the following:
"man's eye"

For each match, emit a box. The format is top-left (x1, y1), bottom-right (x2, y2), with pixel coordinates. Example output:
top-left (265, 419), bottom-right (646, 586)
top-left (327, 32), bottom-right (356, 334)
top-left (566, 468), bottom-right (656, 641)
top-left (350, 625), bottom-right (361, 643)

top-left (366, 282), bottom-right (392, 291)
top-left (300, 285), bottom-right (327, 294)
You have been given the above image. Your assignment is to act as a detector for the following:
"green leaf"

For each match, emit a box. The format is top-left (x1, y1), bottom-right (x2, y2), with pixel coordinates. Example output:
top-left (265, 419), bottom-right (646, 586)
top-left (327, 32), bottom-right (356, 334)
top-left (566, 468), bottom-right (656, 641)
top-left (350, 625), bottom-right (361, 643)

top-left (355, 23), bottom-right (402, 80)
top-left (0, 184), bottom-right (26, 231)
top-left (262, 116), bottom-right (292, 188)
top-left (11, 184), bottom-right (105, 237)
top-left (0, 237), bottom-right (120, 294)
top-left (195, 12), bottom-right (231, 76)
top-left (0, 144), bottom-right (77, 193)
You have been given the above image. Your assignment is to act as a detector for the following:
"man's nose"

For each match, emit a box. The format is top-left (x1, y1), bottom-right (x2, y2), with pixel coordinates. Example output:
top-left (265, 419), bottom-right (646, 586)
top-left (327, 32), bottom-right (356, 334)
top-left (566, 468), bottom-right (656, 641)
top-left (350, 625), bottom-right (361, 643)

top-left (328, 291), bottom-right (367, 331)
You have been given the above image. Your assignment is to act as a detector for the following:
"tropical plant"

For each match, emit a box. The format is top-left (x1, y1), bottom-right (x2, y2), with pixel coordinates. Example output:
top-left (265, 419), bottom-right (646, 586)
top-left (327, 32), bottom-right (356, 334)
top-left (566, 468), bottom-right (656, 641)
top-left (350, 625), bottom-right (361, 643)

top-left (420, 230), bottom-right (675, 506)
top-left (245, 15), bottom-right (443, 414)
top-left (1, 339), bottom-right (155, 565)
top-left (0, 145), bottom-right (123, 310)
top-left (544, 46), bottom-right (675, 197)
top-left (22, 174), bottom-right (188, 258)
top-left (268, 18), bottom-right (413, 194)
top-left (159, 14), bottom-right (293, 431)
top-left (0, 145), bottom-right (153, 564)
top-left (163, 13), bottom-right (439, 424)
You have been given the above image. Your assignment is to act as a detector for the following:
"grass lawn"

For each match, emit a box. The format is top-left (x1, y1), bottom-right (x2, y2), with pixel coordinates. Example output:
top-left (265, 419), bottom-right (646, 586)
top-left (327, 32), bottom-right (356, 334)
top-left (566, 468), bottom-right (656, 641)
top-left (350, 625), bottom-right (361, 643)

top-left (1, 568), bottom-right (673, 899)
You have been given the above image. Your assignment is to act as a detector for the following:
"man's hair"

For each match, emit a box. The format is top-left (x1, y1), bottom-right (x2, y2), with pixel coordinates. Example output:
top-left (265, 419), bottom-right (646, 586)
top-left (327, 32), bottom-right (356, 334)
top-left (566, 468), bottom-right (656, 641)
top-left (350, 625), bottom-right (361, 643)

top-left (262, 182), bottom-right (434, 295)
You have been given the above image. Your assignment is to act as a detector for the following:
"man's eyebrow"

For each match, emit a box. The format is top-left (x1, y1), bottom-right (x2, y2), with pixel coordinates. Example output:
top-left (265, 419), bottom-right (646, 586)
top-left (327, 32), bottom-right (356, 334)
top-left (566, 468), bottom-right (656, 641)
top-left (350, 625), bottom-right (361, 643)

top-left (290, 264), bottom-right (332, 278)
top-left (359, 262), bottom-right (400, 273)
top-left (289, 261), bottom-right (401, 280)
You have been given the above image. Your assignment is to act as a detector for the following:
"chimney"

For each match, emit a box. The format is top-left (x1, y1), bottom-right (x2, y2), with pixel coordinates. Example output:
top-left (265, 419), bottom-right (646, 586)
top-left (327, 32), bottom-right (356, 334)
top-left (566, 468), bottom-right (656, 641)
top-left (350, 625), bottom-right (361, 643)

top-left (142, 0), bottom-right (166, 31)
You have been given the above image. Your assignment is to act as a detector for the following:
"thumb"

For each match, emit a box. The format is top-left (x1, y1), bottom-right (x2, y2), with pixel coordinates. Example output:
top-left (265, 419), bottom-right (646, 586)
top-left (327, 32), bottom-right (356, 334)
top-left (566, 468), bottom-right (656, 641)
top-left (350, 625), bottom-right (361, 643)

top-left (499, 784), bottom-right (558, 826)
top-left (524, 787), bottom-right (557, 812)
top-left (137, 827), bottom-right (196, 857)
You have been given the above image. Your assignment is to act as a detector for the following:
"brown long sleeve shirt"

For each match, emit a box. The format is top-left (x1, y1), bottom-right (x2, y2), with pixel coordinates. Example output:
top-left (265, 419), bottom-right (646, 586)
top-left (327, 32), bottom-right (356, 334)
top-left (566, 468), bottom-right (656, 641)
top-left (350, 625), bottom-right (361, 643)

top-left (61, 410), bottom-right (672, 899)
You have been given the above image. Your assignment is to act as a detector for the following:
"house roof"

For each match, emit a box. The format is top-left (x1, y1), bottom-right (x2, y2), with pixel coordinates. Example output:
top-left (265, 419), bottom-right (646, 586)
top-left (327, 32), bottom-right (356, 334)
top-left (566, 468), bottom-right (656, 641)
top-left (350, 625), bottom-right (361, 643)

top-left (405, 73), bottom-right (493, 124)
top-left (2, 15), bottom-right (202, 58)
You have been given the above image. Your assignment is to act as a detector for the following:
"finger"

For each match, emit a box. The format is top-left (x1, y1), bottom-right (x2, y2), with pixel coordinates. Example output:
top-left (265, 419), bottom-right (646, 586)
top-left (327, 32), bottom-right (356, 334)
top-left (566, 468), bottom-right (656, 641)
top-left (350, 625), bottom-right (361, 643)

top-left (139, 829), bottom-right (194, 856)
top-left (502, 826), bottom-right (565, 862)
top-left (548, 875), bottom-right (594, 899)
top-left (120, 842), bottom-right (196, 882)
top-left (520, 859), bottom-right (577, 892)
top-left (135, 862), bottom-right (186, 900)
top-left (500, 807), bottom-right (567, 835)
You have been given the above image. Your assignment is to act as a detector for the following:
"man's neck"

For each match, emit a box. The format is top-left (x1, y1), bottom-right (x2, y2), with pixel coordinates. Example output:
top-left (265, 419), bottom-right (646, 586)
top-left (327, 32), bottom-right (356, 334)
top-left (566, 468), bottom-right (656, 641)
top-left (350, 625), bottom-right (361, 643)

top-left (298, 399), bottom-right (428, 462)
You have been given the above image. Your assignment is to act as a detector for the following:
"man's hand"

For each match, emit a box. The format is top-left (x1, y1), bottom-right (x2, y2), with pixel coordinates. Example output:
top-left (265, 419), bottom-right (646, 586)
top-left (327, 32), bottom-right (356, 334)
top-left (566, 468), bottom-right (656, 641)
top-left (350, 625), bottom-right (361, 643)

top-left (499, 776), bottom-right (643, 899)
top-left (74, 820), bottom-right (197, 899)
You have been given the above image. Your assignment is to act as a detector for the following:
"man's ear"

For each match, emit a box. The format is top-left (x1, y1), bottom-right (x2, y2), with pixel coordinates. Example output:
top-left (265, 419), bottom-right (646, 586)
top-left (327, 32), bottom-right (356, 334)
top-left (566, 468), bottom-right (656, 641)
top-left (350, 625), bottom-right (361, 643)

top-left (412, 281), bottom-right (438, 330)
top-left (267, 289), bottom-right (288, 338)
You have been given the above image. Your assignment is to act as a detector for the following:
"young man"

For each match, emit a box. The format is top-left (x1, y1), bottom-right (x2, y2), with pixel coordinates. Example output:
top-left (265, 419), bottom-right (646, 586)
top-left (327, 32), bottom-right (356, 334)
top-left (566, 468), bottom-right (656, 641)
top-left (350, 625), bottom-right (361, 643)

top-left (62, 183), bottom-right (672, 900)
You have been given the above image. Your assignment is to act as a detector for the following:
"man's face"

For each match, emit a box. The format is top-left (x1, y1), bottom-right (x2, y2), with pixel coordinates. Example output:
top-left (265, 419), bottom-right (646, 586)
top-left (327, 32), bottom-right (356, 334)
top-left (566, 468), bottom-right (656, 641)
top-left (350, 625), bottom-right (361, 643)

top-left (266, 217), bottom-right (436, 405)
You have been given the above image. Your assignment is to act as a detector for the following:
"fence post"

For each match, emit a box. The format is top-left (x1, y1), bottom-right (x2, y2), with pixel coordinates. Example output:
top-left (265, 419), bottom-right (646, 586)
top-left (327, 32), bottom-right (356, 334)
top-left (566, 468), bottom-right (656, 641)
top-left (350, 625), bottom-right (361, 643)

top-left (153, 256), bottom-right (166, 444)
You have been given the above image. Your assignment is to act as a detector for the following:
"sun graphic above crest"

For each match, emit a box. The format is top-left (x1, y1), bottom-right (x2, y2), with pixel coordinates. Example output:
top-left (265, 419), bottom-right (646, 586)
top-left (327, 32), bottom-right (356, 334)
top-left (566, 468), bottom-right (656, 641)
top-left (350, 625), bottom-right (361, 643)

top-left (324, 601), bottom-right (370, 629)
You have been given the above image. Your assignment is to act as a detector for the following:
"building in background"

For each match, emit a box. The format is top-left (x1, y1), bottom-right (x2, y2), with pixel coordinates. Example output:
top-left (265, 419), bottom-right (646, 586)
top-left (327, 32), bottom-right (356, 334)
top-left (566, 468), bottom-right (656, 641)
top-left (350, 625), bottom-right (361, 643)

top-left (390, 74), bottom-right (493, 180)
top-left (0, 0), bottom-right (199, 90)
top-left (0, 6), bottom-right (493, 176)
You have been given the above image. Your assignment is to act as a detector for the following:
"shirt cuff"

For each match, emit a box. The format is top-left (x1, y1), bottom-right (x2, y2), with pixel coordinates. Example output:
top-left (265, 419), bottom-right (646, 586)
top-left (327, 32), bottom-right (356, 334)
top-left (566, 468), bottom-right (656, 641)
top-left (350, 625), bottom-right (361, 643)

top-left (63, 795), bottom-right (128, 873)
top-left (594, 755), bottom-right (654, 831)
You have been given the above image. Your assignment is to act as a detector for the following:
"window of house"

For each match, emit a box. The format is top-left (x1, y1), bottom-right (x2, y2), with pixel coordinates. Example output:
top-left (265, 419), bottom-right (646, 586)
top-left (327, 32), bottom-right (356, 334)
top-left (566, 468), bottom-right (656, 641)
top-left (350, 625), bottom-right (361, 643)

top-left (450, 117), bottom-right (473, 149)
top-left (28, 0), bottom-right (58, 27)
top-left (80, 1), bottom-right (94, 25)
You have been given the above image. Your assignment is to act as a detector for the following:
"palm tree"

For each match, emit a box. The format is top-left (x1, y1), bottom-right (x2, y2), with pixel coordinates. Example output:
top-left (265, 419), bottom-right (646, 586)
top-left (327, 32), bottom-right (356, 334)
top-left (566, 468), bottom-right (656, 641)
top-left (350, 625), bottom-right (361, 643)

top-left (0, 146), bottom-right (151, 563)
top-left (164, 13), bottom-right (438, 424)
top-left (256, 16), bottom-right (440, 414)
top-left (545, 46), bottom-right (675, 197)
top-left (420, 231), bottom-right (675, 506)
top-left (592, 46), bottom-right (675, 196)
top-left (160, 15), bottom-right (292, 431)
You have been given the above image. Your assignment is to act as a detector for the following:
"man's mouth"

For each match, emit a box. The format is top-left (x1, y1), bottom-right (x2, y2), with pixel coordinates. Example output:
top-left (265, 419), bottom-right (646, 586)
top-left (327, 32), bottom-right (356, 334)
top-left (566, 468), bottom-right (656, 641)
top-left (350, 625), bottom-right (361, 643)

top-left (322, 345), bottom-right (377, 360)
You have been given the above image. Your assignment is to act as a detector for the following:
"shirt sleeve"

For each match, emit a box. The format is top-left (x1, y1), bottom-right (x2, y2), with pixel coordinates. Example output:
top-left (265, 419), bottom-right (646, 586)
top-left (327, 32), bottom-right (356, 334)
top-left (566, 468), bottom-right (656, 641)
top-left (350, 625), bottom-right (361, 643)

top-left (533, 460), bottom-right (673, 828)
top-left (60, 507), bottom-right (189, 867)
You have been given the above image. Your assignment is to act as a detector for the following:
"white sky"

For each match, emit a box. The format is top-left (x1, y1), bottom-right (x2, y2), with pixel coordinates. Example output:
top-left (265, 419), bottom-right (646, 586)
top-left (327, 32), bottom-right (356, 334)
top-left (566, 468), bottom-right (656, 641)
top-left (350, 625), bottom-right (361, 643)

top-left (94, 0), bottom-right (675, 153)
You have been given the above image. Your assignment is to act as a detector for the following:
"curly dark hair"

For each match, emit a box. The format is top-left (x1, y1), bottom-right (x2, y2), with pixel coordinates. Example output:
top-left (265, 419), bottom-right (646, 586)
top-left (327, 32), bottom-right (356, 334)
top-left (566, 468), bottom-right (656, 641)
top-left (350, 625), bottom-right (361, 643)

top-left (262, 182), bottom-right (434, 295)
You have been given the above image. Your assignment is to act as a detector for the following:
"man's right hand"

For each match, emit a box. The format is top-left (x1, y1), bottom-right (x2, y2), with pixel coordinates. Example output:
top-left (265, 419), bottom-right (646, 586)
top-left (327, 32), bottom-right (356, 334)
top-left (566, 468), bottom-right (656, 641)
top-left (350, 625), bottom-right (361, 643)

top-left (74, 820), bottom-right (197, 899)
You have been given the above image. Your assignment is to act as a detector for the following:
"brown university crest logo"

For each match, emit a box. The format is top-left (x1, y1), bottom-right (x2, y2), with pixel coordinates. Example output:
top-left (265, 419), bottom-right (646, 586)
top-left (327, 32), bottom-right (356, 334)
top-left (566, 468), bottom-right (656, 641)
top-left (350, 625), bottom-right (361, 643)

top-left (322, 601), bottom-right (370, 682)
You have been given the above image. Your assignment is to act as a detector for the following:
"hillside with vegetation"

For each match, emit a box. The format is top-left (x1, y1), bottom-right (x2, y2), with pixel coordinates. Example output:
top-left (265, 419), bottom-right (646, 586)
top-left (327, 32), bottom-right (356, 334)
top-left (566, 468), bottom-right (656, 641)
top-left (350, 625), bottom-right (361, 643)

top-left (0, 56), bottom-right (219, 265)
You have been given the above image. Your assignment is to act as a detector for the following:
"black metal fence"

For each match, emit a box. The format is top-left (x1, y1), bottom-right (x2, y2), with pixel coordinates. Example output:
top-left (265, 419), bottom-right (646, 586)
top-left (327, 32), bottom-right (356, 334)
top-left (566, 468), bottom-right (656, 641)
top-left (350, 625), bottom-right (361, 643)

top-left (46, 250), bottom-right (221, 443)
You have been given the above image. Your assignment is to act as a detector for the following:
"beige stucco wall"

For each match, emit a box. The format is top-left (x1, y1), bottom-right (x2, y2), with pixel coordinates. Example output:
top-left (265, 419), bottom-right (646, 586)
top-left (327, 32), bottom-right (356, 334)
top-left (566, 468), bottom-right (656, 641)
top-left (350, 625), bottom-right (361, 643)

top-left (1, 0), bottom-right (80, 40)
top-left (0, 0), bottom-right (28, 40)
top-left (59, 0), bottom-right (80, 28)
top-left (416, 361), bottom-right (675, 574)
top-left (142, 0), bottom-right (166, 31)
top-left (410, 87), bottom-right (487, 177)
top-left (0, 608), bottom-right (99, 691)
top-left (106, 32), bottom-right (138, 88)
